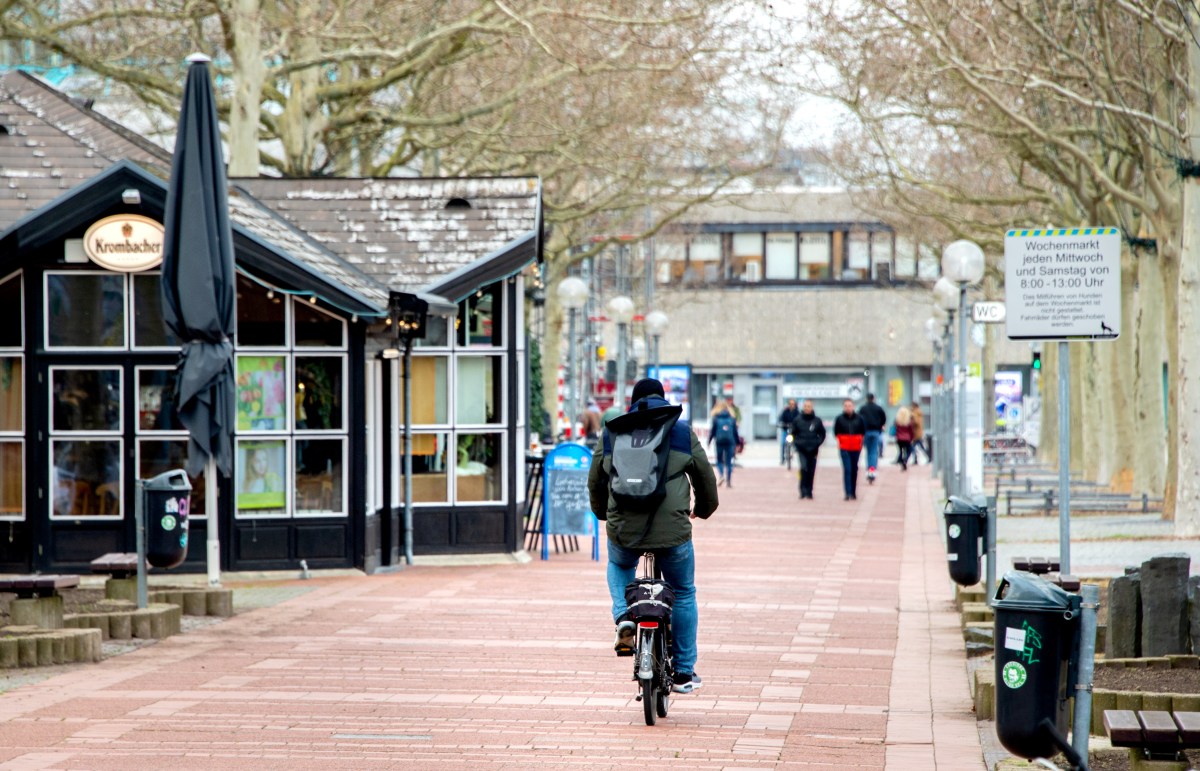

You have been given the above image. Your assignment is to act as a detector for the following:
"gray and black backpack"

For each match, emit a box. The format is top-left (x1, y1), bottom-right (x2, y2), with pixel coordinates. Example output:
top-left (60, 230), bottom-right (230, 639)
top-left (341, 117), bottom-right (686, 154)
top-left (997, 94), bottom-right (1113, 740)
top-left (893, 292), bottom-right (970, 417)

top-left (605, 400), bottom-right (684, 516)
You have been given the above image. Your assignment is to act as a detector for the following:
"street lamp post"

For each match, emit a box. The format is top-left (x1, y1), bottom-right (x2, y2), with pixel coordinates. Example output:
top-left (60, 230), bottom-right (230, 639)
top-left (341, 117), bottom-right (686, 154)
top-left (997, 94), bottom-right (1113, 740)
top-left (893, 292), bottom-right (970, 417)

top-left (644, 310), bottom-right (669, 376)
top-left (924, 316), bottom-right (942, 479)
top-left (557, 277), bottom-right (589, 439)
top-left (933, 276), bottom-right (960, 494)
top-left (385, 291), bottom-right (430, 566)
top-left (607, 295), bottom-right (635, 407)
top-left (941, 241), bottom-right (986, 497)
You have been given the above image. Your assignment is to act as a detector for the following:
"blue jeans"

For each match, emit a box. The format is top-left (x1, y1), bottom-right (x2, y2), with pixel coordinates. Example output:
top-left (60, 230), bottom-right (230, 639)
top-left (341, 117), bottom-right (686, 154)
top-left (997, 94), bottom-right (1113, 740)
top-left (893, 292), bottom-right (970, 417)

top-left (864, 430), bottom-right (883, 470)
top-left (779, 428), bottom-right (789, 463)
top-left (714, 442), bottom-right (734, 482)
top-left (607, 540), bottom-right (698, 675)
top-left (840, 449), bottom-right (861, 497)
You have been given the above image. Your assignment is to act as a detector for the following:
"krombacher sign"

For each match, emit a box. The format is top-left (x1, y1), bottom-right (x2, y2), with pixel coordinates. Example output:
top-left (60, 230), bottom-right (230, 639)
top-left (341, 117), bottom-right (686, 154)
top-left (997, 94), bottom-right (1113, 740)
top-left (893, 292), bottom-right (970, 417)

top-left (83, 214), bottom-right (165, 272)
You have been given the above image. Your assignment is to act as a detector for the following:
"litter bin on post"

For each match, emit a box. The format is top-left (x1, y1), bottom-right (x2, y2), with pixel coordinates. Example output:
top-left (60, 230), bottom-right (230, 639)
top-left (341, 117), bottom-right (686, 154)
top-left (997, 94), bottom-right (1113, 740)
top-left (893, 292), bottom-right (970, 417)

top-left (943, 495), bottom-right (987, 586)
top-left (992, 570), bottom-right (1082, 760)
top-left (143, 470), bottom-right (192, 569)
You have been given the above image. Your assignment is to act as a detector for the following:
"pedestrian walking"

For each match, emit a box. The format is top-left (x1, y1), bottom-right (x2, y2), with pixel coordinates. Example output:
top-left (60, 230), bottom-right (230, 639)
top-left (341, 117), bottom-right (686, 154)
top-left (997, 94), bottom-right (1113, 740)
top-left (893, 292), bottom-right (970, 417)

top-left (909, 401), bottom-right (928, 464)
top-left (588, 377), bottom-right (719, 694)
top-left (580, 400), bottom-right (602, 448)
top-left (790, 399), bottom-right (826, 499)
top-left (777, 398), bottom-right (800, 465)
top-left (894, 406), bottom-right (914, 471)
top-left (859, 393), bottom-right (887, 484)
top-left (833, 399), bottom-right (866, 500)
top-left (708, 400), bottom-right (740, 488)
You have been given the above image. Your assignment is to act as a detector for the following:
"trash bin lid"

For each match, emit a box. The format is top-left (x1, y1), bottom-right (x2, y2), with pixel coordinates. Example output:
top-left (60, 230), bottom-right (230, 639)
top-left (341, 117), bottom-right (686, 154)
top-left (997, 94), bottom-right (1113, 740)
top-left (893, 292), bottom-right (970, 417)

top-left (993, 570), bottom-right (1073, 612)
top-left (944, 495), bottom-right (985, 516)
top-left (142, 468), bottom-right (192, 492)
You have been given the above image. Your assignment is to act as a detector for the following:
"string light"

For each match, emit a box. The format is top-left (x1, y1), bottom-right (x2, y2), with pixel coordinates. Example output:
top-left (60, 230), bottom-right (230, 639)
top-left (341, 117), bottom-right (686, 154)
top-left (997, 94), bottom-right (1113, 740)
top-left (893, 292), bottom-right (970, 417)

top-left (235, 267), bottom-right (388, 321)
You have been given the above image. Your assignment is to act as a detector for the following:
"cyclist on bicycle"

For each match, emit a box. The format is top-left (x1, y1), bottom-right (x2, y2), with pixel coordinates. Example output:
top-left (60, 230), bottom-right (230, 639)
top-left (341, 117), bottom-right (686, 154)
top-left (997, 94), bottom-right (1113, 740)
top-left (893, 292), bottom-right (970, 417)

top-left (588, 378), bottom-right (719, 694)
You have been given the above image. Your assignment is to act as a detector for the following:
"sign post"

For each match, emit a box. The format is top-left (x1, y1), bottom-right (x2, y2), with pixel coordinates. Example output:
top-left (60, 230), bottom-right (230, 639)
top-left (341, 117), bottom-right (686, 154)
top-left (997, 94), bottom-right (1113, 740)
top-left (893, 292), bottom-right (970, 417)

top-left (541, 442), bottom-right (598, 561)
top-left (1005, 227), bottom-right (1121, 576)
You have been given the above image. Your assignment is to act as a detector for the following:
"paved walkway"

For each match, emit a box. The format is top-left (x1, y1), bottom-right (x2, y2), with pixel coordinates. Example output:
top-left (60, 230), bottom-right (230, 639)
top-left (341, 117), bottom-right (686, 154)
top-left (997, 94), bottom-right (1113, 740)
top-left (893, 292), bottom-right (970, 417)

top-left (0, 463), bottom-right (982, 770)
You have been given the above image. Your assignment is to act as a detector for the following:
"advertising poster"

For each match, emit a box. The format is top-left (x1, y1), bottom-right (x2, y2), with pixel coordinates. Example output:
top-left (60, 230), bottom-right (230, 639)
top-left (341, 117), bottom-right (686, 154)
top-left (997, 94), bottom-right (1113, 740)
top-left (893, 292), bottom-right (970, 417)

top-left (237, 440), bottom-right (286, 510)
top-left (994, 370), bottom-right (1023, 428)
top-left (649, 364), bottom-right (692, 422)
top-left (236, 355), bottom-right (287, 431)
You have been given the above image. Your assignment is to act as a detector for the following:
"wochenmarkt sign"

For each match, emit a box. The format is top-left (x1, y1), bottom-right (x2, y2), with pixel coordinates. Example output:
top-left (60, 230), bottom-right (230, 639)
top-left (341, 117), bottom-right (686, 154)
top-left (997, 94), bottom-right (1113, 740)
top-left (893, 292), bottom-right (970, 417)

top-left (1004, 228), bottom-right (1121, 341)
top-left (83, 214), bottom-right (165, 272)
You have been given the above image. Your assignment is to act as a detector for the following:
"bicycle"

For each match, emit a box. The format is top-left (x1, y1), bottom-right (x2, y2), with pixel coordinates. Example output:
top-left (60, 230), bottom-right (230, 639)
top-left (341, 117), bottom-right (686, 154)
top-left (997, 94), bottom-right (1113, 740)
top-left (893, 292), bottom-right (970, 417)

top-left (630, 551), bottom-right (674, 726)
top-left (783, 431), bottom-right (794, 471)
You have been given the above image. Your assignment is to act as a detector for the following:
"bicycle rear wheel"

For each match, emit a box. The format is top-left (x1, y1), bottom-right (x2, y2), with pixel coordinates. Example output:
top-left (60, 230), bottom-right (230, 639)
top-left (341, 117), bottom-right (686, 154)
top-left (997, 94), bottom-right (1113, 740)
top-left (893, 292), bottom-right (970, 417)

top-left (642, 678), bottom-right (656, 725)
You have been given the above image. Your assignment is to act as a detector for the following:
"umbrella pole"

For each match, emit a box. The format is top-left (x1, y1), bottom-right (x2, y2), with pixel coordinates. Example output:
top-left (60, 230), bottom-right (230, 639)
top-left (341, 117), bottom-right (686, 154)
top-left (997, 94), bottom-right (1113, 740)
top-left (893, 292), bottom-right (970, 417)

top-left (206, 456), bottom-right (221, 585)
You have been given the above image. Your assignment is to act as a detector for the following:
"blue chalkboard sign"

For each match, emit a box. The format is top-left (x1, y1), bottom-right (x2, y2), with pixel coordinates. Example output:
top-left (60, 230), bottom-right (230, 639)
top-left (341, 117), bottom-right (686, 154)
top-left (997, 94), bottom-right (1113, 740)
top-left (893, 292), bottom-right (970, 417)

top-left (542, 442), bottom-right (598, 561)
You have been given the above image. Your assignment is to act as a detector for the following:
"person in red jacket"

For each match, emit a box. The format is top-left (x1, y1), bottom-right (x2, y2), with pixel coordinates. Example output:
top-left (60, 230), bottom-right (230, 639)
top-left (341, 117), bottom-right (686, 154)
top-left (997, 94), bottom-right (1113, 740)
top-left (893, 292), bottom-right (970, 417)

top-left (832, 399), bottom-right (866, 500)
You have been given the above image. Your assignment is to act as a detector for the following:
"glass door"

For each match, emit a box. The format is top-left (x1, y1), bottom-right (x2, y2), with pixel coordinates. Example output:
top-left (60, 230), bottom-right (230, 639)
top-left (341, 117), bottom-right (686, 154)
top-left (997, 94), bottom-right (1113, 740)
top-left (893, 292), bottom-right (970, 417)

top-left (751, 383), bottom-right (779, 440)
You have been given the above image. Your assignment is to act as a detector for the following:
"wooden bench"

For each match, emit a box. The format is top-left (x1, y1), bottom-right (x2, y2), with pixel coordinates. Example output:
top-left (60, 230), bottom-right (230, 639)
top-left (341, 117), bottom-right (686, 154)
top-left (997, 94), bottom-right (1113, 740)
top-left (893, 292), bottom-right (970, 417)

top-left (90, 552), bottom-right (140, 579)
top-left (0, 574), bottom-right (79, 599)
top-left (1104, 709), bottom-right (1200, 763)
top-left (1012, 556), bottom-right (1060, 575)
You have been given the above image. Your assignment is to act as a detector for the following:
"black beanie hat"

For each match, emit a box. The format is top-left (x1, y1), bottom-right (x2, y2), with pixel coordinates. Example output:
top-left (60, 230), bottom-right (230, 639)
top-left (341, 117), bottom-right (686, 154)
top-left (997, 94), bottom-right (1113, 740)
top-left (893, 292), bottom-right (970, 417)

top-left (630, 378), bottom-right (665, 403)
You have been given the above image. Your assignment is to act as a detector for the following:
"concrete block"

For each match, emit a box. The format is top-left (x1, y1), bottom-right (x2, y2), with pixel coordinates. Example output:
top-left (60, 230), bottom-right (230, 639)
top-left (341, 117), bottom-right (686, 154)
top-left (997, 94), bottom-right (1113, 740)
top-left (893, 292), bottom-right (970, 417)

top-left (1142, 692), bottom-right (1173, 710)
top-left (1115, 691), bottom-right (1143, 711)
top-left (76, 629), bottom-right (101, 663)
top-left (105, 578), bottom-right (136, 602)
top-left (50, 633), bottom-right (68, 664)
top-left (956, 584), bottom-right (986, 610)
top-left (131, 611), bottom-right (152, 639)
top-left (1107, 572), bottom-right (1141, 658)
top-left (108, 612), bottom-right (131, 640)
top-left (17, 637), bottom-right (36, 667)
top-left (206, 590), bottom-right (233, 617)
top-left (1167, 654), bottom-right (1199, 669)
top-left (0, 637), bottom-right (17, 668)
top-left (182, 591), bottom-right (207, 616)
top-left (163, 590), bottom-right (184, 608)
top-left (974, 667), bottom-right (995, 720)
top-left (961, 602), bottom-right (993, 625)
top-left (10, 596), bottom-right (64, 629)
top-left (1140, 553), bottom-right (1190, 657)
top-left (1091, 689), bottom-right (1117, 736)
top-left (1170, 693), bottom-right (1200, 712)
top-left (35, 636), bottom-right (53, 665)
top-left (1147, 657), bottom-right (1173, 669)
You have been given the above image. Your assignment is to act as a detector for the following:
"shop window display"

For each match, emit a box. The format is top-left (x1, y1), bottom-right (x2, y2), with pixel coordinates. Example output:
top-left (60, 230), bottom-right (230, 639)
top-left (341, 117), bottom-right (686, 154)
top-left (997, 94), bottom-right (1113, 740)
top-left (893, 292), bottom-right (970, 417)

top-left (45, 273), bottom-right (125, 348)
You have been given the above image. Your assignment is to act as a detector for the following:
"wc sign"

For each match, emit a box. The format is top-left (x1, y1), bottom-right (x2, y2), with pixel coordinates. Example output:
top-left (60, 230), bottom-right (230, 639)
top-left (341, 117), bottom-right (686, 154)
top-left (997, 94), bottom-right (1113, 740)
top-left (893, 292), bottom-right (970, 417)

top-left (972, 301), bottom-right (1007, 324)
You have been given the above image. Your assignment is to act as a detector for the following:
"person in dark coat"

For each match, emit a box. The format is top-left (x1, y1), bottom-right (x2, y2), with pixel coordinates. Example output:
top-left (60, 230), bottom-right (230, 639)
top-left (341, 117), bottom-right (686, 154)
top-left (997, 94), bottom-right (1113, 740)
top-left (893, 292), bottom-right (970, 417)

top-left (833, 399), bottom-right (866, 501)
top-left (588, 377), bottom-right (718, 695)
top-left (790, 399), bottom-right (826, 499)
top-left (858, 393), bottom-right (887, 484)
top-left (777, 398), bottom-right (800, 465)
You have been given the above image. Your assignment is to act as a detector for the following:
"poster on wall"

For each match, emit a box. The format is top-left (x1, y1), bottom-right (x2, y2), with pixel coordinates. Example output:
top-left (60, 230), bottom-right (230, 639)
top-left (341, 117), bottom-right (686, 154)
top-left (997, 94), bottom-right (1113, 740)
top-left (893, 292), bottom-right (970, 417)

top-left (236, 440), bottom-right (286, 510)
top-left (994, 370), bottom-right (1023, 429)
top-left (649, 364), bottom-right (692, 422)
top-left (236, 356), bottom-right (287, 431)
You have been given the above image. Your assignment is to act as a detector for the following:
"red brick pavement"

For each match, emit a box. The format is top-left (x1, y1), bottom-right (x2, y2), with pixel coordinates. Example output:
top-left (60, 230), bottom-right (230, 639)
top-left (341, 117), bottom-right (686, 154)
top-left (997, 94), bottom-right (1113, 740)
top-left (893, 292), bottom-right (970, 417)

top-left (0, 464), bottom-right (983, 770)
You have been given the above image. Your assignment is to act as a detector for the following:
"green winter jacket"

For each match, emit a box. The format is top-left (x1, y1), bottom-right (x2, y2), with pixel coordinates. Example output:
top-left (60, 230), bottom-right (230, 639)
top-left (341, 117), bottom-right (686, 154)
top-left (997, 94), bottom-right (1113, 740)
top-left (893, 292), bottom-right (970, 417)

top-left (587, 398), bottom-right (719, 549)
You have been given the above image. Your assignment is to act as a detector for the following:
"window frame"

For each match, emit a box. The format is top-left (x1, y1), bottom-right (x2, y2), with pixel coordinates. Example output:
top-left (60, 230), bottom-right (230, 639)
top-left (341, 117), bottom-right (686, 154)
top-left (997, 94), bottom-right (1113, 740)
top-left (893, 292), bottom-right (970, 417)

top-left (43, 270), bottom-right (128, 351)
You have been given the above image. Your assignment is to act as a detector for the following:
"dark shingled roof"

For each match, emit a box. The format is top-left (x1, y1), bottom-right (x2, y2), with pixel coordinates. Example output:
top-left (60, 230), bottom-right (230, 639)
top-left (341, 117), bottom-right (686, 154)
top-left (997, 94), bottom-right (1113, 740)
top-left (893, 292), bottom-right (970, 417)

top-left (0, 70), bottom-right (171, 222)
top-left (233, 177), bottom-right (541, 296)
top-left (0, 70), bottom-right (388, 313)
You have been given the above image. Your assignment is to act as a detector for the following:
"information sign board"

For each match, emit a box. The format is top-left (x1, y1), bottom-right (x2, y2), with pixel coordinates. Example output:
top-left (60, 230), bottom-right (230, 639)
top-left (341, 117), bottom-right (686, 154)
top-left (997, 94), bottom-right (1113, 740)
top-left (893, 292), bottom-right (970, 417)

top-left (1005, 228), bottom-right (1121, 340)
top-left (541, 442), bottom-right (597, 560)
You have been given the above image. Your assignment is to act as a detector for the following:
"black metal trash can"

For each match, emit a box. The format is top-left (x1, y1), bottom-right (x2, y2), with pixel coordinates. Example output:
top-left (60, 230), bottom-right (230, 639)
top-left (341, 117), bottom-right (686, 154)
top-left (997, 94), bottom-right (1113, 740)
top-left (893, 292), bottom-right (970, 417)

top-left (143, 469), bottom-right (192, 569)
top-left (992, 571), bottom-right (1081, 760)
top-left (943, 495), bottom-right (987, 586)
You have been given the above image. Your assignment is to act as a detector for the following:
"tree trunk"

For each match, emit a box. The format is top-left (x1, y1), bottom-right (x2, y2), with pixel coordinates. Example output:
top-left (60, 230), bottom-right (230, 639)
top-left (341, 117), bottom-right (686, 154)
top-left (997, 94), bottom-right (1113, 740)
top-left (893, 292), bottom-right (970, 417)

top-left (1174, 193), bottom-right (1200, 533)
top-left (1132, 250), bottom-right (1166, 497)
top-left (226, 0), bottom-right (264, 177)
top-left (1107, 255), bottom-right (1136, 492)
top-left (279, 3), bottom-right (325, 176)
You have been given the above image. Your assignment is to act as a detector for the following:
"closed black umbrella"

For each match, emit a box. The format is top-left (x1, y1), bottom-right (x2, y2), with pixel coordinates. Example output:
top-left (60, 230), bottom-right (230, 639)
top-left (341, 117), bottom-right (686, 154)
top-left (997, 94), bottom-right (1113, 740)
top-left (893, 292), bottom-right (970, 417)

top-left (160, 54), bottom-right (236, 581)
top-left (160, 53), bottom-right (236, 475)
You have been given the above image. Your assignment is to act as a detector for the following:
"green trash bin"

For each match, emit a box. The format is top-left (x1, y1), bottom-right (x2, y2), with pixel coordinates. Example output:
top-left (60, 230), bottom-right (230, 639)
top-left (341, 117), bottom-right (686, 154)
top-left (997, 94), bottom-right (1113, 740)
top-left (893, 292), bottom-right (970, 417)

top-left (992, 570), bottom-right (1081, 760)
top-left (943, 495), bottom-right (987, 586)
top-left (143, 469), bottom-right (192, 569)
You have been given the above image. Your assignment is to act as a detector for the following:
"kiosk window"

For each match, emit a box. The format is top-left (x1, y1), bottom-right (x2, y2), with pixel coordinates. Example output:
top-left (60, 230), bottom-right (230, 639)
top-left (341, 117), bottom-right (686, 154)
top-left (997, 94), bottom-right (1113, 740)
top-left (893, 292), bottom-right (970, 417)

top-left (456, 433), bottom-right (501, 502)
top-left (400, 431), bottom-right (450, 503)
top-left (0, 272), bottom-right (22, 348)
top-left (295, 438), bottom-right (344, 514)
top-left (294, 302), bottom-right (344, 348)
top-left (294, 356), bottom-right (344, 430)
top-left (52, 368), bottom-right (121, 433)
top-left (0, 357), bottom-right (21, 432)
top-left (0, 441), bottom-right (22, 519)
top-left (235, 275), bottom-right (286, 347)
top-left (45, 273), bottom-right (125, 348)
top-left (50, 440), bottom-right (122, 518)
top-left (133, 273), bottom-right (180, 348)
